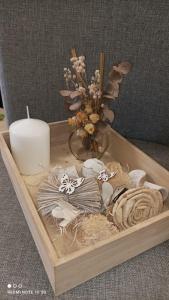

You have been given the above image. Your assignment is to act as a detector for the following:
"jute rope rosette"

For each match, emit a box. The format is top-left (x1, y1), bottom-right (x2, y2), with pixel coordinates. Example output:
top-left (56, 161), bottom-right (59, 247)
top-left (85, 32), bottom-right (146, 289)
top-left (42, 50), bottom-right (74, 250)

top-left (107, 187), bottom-right (164, 231)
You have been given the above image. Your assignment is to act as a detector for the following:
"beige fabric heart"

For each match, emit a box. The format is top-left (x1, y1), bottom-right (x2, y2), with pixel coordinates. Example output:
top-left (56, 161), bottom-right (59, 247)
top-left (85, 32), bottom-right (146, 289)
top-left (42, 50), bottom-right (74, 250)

top-left (107, 187), bottom-right (163, 230)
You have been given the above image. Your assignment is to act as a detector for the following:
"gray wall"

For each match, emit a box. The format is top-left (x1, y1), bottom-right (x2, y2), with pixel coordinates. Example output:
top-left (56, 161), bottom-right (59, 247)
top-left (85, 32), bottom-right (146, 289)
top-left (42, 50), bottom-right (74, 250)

top-left (0, 1), bottom-right (169, 144)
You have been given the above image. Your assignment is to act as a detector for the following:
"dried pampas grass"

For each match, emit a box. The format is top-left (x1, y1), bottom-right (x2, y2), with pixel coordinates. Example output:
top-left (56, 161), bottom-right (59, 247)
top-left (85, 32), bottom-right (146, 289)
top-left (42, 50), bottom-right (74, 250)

top-left (75, 214), bottom-right (119, 247)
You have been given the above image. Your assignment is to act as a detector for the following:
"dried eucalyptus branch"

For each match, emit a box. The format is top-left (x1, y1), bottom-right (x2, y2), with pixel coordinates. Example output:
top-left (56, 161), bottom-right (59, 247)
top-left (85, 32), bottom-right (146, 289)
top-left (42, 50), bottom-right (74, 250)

top-left (59, 50), bottom-right (131, 143)
top-left (104, 62), bottom-right (131, 100)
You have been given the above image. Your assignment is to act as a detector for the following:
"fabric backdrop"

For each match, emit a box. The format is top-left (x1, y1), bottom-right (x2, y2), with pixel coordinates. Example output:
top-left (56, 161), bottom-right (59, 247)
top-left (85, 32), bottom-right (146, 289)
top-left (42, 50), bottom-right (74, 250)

top-left (0, 0), bottom-right (169, 144)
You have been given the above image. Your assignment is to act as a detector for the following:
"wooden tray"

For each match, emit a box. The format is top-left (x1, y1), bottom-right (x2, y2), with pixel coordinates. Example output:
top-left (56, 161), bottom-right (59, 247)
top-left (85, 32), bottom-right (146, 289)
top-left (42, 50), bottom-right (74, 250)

top-left (1, 121), bottom-right (169, 296)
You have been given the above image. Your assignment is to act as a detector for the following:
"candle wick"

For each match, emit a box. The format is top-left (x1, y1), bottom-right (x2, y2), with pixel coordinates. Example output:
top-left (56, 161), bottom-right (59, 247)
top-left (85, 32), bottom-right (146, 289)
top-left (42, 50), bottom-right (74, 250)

top-left (26, 106), bottom-right (30, 119)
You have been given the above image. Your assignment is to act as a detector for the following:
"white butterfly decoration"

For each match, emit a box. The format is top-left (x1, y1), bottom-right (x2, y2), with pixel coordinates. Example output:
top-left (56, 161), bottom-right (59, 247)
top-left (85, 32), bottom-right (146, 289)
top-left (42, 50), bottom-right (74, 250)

top-left (97, 169), bottom-right (116, 182)
top-left (59, 174), bottom-right (84, 195)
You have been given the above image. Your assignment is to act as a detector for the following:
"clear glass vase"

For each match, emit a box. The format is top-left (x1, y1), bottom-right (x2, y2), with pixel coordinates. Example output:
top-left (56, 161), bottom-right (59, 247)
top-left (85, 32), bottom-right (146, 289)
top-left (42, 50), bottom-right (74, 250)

top-left (68, 128), bottom-right (109, 161)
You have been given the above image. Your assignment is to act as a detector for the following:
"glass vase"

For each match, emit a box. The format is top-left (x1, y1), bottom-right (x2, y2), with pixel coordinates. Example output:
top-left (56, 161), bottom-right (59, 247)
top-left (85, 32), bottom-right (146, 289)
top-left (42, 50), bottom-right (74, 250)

top-left (68, 128), bottom-right (109, 161)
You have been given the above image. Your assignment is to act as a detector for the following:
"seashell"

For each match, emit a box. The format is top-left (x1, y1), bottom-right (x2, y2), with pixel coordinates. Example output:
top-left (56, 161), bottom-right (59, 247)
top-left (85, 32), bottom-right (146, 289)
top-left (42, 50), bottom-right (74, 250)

top-left (51, 166), bottom-right (79, 181)
top-left (82, 159), bottom-right (106, 178)
top-left (100, 162), bottom-right (131, 208)
top-left (129, 169), bottom-right (146, 187)
top-left (102, 182), bottom-right (128, 208)
top-left (102, 182), bottom-right (114, 208)
top-left (107, 187), bottom-right (163, 231)
top-left (128, 169), bottom-right (168, 201)
top-left (76, 214), bottom-right (119, 247)
top-left (144, 181), bottom-right (168, 201)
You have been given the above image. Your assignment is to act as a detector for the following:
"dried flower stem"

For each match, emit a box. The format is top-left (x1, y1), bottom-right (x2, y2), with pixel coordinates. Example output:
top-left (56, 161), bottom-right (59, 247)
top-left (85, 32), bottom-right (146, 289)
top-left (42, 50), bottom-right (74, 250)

top-left (60, 49), bottom-right (131, 156)
top-left (99, 52), bottom-right (105, 110)
top-left (71, 48), bottom-right (77, 58)
top-left (99, 52), bottom-right (105, 93)
top-left (71, 48), bottom-right (88, 90)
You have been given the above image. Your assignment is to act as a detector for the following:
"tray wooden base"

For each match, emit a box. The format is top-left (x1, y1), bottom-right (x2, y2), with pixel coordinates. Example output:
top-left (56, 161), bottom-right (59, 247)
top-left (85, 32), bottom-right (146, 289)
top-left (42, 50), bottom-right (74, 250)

top-left (1, 121), bottom-right (169, 295)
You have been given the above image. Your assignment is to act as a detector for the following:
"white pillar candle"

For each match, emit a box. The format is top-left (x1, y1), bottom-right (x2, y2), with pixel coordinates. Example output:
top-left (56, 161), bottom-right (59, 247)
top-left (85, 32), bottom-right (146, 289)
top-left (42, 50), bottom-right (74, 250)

top-left (9, 108), bottom-right (50, 175)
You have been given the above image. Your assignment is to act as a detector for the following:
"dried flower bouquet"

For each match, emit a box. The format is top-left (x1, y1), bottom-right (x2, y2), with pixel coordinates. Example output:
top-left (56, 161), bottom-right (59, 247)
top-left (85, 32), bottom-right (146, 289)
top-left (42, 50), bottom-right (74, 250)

top-left (60, 48), bottom-right (131, 159)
